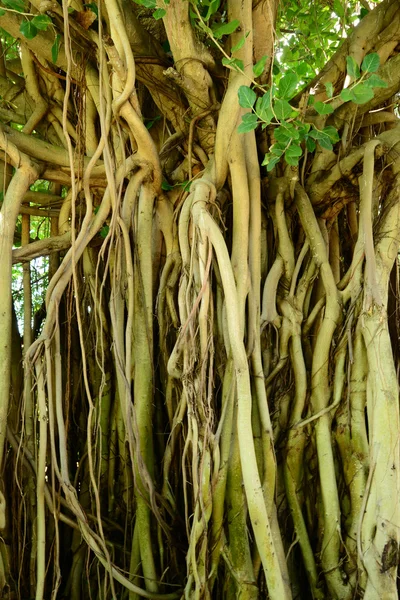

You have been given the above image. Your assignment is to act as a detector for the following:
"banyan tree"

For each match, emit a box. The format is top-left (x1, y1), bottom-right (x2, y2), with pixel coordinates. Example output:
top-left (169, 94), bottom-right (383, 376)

top-left (0, 0), bottom-right (399, 597)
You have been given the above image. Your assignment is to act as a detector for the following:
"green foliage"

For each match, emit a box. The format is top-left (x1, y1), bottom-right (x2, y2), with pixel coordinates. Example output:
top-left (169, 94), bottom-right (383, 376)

top-left (325, 82), bottom-right (334, 98)
top-left (237, 113), bottom-right (258, 133)
top-left (130, 0), bottom-right (168, 20)
top-left (255, 91), bottom-right (273, 123)
top-left (346, 55), bottom-right (360, 79)
top-left (52, 34), bottom-right (61, 63)
top-left (153, 8), bottom-right (166, 19)
top-left (238, 86), bottom-right (257, 109)
top-left (1, 0), bottom-right (24, 12)
top-left (349, 83), bottom-right (375, 104)
top-left (100, 225), bottom-right (109, 238)
top-left (306, 137), bottom-right (316, 152)
top-left (333, 0), bottom-right (344, 18)
top-left (308, 126), bottom-right (339, 150)
top-left (278, 72), bottom-right (297, 100)
top-left (12, 214), bottom-right (50, 332)
top-left (322, 126), bottom-right (340, 142)
top-left (161, 180), bottom-right (192, 191)
top-left (364, 74), bottom-right (387, 88)
top-left (231, 36), bottom-right (246, 53)
top-left (31, 14), bottom-right (52, 30)
top-left (19, 14), bottom-right (52, 41)
top-left (211, 19), bottom-right (240, 39)
top-left (361, 52), bottom-right (380, 73)
top-left (274, 123), bottom-right (300, 143)
top-left (199, 0), bottom-right (220, 20)
top-left (135, 0), bottom-right (156, 8)
top-left (145, 115), bottom-right (161, 130)
top-left (221, 56), bottom-right (244, 71)
top-left (30, 180), bottom-right (51, 193)
top-left (340, 53), bottom-right (386, 104)
top-left (276, 0), bottom-right (360, 82)
top-left (19, 20), bottom-right (38, 40)
top-left (273, 98), bottom-right (293, 120)
top-left (314, 101), bottom-right (334, 115)
top-left (235, 48), bottom-right (386, 171)
top-left (253, 56), bottom-right (267, 77)
top-left (285, 143), bottom-right (302, 164)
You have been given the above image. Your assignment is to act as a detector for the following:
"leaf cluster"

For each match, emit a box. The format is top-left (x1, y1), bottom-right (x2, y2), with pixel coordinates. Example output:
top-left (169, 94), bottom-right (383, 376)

top-left (237, 52), bottom-right (387, 171)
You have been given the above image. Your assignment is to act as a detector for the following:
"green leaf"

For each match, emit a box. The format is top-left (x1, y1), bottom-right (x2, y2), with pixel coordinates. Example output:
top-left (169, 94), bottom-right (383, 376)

top-left (318, 136), bottom-right (333, 151)
top-left (196, 19), bottom-right (213, 36)
top-left (270, 144), bottom-right (285, 157)
top-left (161, 180), bottom-right (174, 191)
top-left (238, 85), bottom-right (257, 109)
top-left (316, 48), bottom-right (325, 65)
top-left (314, 101), bottom-right (334, 115)
top-left (0, 8), bottom-right (5, 15)
top-left (52, 34), bottom-right (61, 63)
top-left (295, 121), bottom-right (310, 136)
top-left (100, 225), bottom-right (109, 239)
top-left (285, 153), bottom-right (300, 166)
top-left (285, 143), bottom-right (302, 158)
top-left (364, 74), bottom-right (387, 88)
top-left (31, 14), bottom-right (52, 30)
top-left (20, 20), bottom-right (38, 40)
top-left (351, 83), bottom-right (374, 104)
top-left (2, 0), bottom-right (24, 12)
top-left (204, 0), bottom-right (220, 19)
top-left (361, 52), bottom-right (380, 73)
top-left (325, 82), bottom-right (334, 99)
top-left (278, 72), bottom-right (298, 99)
top-left (266, 156), bottom-right (281, 171)
top-left (231, 36), bottom-right (246, 53)
top-left (308, 129), bottom-right (324, 140)
top-left (137, 0), bottom-right (156, 8)
top-left (256, 105), bottom-right (273, 124)
top-left (323, 126), bottom-right (340, 142)
top-left (309, 128), bottom-right (334, 150)
top-left (237, 113), bottom-right (258, 133)
top-left (296, 62), bottom-right (309, 77)
top-left (306, 137), bottom-right (316, 152)
top-left (145, 115), bottom-right (161, 130)
top-left (273, 128), bottom-right (291, 144)
top-left (333, 0), bottom-right (344, 17)
top-left (274, 123), bottom-right (299, 143)
top-left (153, 8), bottom-right (166, 19)
top-left (346, 56), bottom-right (360, 79)
top-left (273, 98), bottom-right (293, 120)
top-left (222, 57), bottom-right (244, 72)
top-left (255, 90), bottom-right (273, 122)
top-left (340, 88), bottom-right (355, 102)
top-left (253, 55), bottom-right (268, 78)
top-left (212, 19), bottom-right (240, 39)
top-left (262, 151), bottom-right (282, 170)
